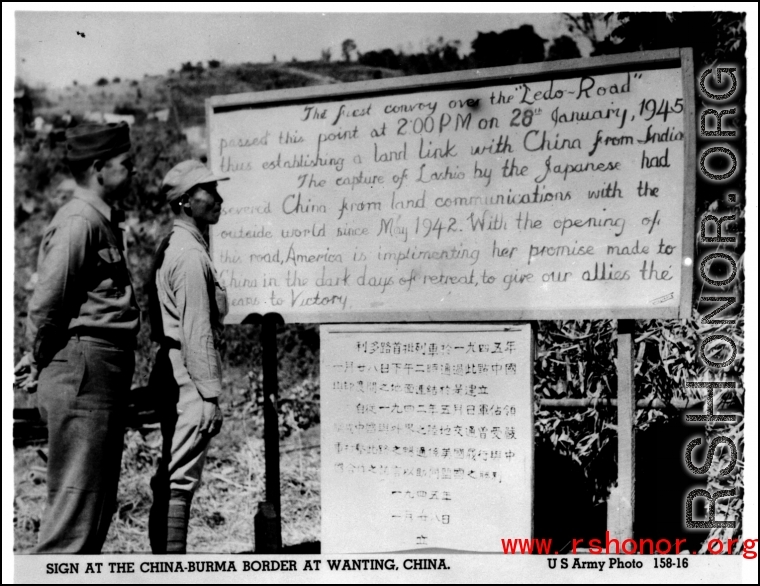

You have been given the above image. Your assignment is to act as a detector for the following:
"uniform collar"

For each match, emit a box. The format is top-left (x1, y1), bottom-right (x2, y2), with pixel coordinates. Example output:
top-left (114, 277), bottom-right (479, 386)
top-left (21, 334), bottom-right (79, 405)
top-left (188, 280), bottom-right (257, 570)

top-left (173, 217), bottom-right (209, 250)
top-left (72, 185), bottom-right (116, 222)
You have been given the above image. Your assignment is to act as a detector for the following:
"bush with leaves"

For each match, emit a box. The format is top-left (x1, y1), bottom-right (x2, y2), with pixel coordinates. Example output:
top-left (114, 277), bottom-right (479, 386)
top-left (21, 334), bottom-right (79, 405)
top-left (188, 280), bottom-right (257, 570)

top-left (534, 320), bottom-right (617, 502)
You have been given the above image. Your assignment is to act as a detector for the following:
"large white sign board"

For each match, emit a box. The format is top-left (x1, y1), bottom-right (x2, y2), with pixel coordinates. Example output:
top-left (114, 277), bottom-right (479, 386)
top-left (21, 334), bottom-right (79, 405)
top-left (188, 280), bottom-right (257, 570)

top-left (208, 49), bottom-right (695, 323)
top-left (320, 324), bottom-right (533, 553)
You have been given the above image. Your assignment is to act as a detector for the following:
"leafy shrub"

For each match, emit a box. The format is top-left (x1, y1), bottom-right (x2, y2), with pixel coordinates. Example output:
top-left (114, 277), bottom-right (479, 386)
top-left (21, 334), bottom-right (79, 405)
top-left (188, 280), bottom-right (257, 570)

top-left (534, 320), bottom-right (617, 501)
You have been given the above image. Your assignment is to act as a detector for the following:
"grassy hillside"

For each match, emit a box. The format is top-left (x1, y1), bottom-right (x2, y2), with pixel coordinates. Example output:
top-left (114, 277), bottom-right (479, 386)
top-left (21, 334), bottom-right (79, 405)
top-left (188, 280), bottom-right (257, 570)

top-left (34, 61), bottom-right (403, 126)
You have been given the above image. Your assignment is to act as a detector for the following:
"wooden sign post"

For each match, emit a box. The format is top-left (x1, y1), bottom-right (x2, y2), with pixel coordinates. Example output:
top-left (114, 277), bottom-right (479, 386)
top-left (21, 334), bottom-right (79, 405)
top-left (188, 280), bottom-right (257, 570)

top-left (207, 48), bottom-right (695, 551)
top-left (610, 319), bottom-right (636, 540)
top-left (254, 313), bottom-right (284, 553)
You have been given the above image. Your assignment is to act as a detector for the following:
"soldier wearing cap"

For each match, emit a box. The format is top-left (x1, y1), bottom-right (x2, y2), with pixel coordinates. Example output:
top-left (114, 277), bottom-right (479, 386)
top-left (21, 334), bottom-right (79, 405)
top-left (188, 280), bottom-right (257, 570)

top-left (15, 122), bottom-right (139, 553)
top-left (147, 160), bottom-right (229, 554)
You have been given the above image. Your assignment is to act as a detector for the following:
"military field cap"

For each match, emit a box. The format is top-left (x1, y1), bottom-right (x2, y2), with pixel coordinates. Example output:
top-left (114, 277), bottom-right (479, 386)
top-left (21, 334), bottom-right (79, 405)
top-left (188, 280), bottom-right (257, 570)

top-left (162, 160), bottom-right (229, 203)
top-left (65, 122), bottom-right (131, 164)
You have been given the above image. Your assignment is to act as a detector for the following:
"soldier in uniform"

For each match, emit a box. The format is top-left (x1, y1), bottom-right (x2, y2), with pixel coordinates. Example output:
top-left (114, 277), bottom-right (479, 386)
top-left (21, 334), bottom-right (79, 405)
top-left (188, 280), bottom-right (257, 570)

top-left (148, 160), bottom-right (228, 554)
top-left (16, 122), bottom-right (140, 553)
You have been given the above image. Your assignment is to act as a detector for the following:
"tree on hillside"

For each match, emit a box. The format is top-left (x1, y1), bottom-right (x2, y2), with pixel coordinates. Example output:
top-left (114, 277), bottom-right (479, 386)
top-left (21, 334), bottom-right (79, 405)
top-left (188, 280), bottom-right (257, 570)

top-left (359, 37), bottom-right (463, 75)
top-left (602, 12), bottom-right (746, 68)
top-left (95, 77), bottom-right (109, 86)
top-left (358, 48), bottom-right (400, 71)
top-left (564, 11), bottom-right (745, 68)
top-left (425, 37), bottom-right (463, 71)
top-left (208, 59), bottom-right (221, 69)
top-left (320, 48), bottom-right (332, 63)
top-left (342, 38), bottom-right (357, 62)
top-left (563, 13), bottom-right (618, 56)
top-left (547, 35), bottom-right (582, 61)
top-left (470, 25), bottom-right (547, 68)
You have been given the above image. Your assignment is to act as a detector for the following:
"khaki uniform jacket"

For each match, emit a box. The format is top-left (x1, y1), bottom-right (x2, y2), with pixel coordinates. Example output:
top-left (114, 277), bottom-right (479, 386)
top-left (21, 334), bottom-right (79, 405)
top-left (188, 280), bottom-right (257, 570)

top-left (27, 186), bottom-right (139, 365)
top-left (154, 219), bottom-right (228, 399)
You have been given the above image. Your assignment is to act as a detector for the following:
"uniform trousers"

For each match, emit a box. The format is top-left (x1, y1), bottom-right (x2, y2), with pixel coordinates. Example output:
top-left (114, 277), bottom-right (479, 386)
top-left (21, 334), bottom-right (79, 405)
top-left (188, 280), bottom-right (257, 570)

top-left (34, 335), bottom-right (134, 553)
top-left (148, 345), bottom-right (214, 553)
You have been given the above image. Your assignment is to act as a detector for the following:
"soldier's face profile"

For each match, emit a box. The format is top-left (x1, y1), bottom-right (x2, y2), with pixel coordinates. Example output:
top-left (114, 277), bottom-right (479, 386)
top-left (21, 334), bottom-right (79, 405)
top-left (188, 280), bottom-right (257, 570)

top-left (102, 152), bottom-right (134, 197)
top-left (188, 183), bottom-right (223, 226)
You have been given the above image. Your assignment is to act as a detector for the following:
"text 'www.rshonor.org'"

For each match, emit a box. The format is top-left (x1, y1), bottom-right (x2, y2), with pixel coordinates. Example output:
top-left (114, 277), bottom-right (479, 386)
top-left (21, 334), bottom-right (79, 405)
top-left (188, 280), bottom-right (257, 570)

top-left (501, 533), bottom-right (758, 558)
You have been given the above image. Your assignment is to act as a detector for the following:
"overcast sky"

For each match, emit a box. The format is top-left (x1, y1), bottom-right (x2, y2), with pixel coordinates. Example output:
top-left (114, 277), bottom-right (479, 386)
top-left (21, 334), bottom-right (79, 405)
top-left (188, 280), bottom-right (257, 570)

top-left (15, 9), bottom-right (578, 88)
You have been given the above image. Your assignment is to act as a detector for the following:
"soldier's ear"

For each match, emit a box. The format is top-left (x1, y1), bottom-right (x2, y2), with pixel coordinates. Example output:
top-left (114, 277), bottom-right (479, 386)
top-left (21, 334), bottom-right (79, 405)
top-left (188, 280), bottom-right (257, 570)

top-left (179, 196), bottom-right (192, 216)
top-left (93, 159), bottom-right (105, 185)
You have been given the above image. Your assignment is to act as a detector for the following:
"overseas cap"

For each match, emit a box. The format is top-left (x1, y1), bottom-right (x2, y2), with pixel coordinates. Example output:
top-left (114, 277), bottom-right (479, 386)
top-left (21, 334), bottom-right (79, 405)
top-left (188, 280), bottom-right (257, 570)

top-left (65, 122), bottom-right (131, 164)
top-left (162, 160), bottom-right (229, 202)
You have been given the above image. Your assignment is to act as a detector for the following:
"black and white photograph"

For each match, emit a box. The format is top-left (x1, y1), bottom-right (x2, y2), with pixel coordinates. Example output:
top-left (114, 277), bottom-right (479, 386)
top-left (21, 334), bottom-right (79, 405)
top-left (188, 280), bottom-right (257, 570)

top-left (4, 5), bottom-right (756, 583)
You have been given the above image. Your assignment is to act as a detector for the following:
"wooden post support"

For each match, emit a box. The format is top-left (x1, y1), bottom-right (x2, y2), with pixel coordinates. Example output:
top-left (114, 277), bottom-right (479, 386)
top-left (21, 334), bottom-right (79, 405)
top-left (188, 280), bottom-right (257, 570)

top-left (254, 502), bottom-right (280, 554)
top-left (256, 313), bottom-right (283, 553)
top-left (529, 322), bottom-right (536, 541)
top-left (608, 319), bottom-right (636, 539)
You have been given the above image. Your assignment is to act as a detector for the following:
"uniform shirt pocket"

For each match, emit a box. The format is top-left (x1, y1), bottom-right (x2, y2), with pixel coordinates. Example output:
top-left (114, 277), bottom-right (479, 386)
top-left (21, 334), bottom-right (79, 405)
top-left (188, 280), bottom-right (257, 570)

top-left (98, 246), bottom-right (130, 289)
top-left (214, 279), bottom-right (229, 324)
top-left (98, 247), bottom-right (122, 264)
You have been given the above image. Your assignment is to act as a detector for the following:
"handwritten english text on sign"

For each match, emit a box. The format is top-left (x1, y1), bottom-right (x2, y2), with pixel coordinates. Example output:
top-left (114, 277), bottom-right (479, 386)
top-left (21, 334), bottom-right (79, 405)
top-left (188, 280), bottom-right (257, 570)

top-left (208, 56), bottom-right (689, 323)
